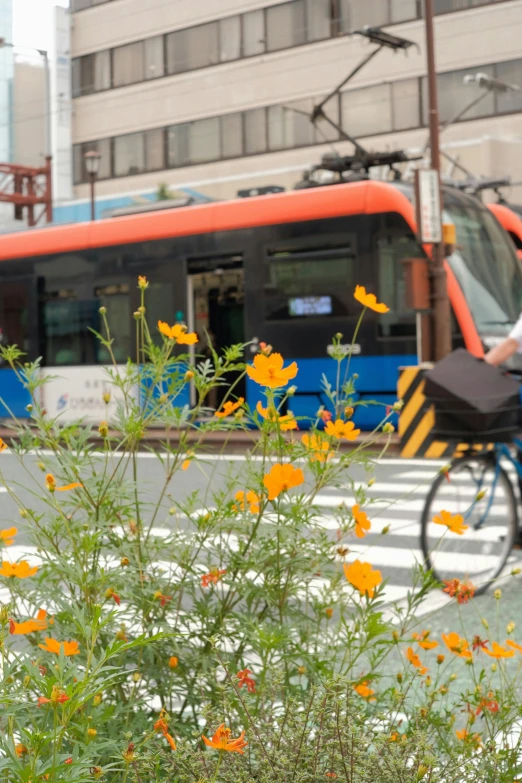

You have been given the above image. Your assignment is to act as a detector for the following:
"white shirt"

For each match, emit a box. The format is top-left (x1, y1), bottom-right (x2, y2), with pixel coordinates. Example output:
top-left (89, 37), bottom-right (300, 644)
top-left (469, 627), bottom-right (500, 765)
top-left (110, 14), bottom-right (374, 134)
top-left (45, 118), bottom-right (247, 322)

top-left (509, 314), bottom-right (522, 351)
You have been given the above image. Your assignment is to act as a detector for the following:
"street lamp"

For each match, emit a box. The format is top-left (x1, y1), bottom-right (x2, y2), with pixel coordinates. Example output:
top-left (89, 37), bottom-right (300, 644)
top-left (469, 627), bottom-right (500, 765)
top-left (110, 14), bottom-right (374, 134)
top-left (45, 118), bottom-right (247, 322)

top-left (84, 149), bottom-right (101, 221)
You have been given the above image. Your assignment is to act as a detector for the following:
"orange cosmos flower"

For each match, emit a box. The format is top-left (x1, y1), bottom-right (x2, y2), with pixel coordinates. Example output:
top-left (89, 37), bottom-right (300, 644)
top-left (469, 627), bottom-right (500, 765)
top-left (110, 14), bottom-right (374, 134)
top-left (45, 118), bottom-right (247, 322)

top-left (15, 743), bottom-right (27, 757)
top-left (482, 641), bottom-right (514, 659)
top-left (301, 433), bottom-right (331, 462)
top-left (352, 505), bottom-right (371, 539)
top-left (405, 646), bottom-right (428, 675)
top-left (105, 588), bottom-right (121, 605)
top-left (353, 681), bottom-right (376, 701)
top-left (201, 568), bottom-right (226, 588)
top-left (456, 729), bottom-right (481, 747)
top-left (442, 632), bottom-right (472, 659)
top-left (153, 591), bottom-right (172, 607)
top-left (354, 285), bottom-right (389, 314)
top-left (154, 711), bottom-right (177, 751)
top-left (138, 275), bottom-right (149, 290)
top-left (0, 560), bottom-right (38, 578)
top-left (412, 631), bottom-right (438, 650)
top-left (0, 438), bottom-right (7, 452)
top-left (38, 685), bottom-right (69, 706)
top-left (214, 398), bottom-right (244, 418)
top-left (506, 639), bottom-right (522, 653)
top-left (246, 352), bottom-right (297, 389)
top-left (325, 419), bottom-right (361, 440)
top-left (258, 341), bottom-right (272, 356)
top-left (433, 510), bottom-right (468, 535)
top-left (234, 490), bottom-right (260, 514)
top-left (237, 668), bottom-right (256, 693)
top-left (38, 638), bottom-right (80, 657)
top-left (0, 527), bottom-right (17, 546)
top-left (263, 463), bottom-right (304, 500)
top-left (472, 636), bottom-right (489, 652)
top-left (256, 401), bottom-right (298, 431)
top-left (202, 724), bottom-right (247, 754)
top-left (10, 610), bottom-right (48, 635)
top-left (158, 320), bottom-right (198, 345)
top-left (443, 578), bottom-right (476, 604)
top-left (476, 694), bottom-right (499, 715)
top-left (45, 473), bottom-right (82, 492)
top-left (344, 559), bottom-right (382, 598)
top-left (169, 656), bottom-right (178, 669)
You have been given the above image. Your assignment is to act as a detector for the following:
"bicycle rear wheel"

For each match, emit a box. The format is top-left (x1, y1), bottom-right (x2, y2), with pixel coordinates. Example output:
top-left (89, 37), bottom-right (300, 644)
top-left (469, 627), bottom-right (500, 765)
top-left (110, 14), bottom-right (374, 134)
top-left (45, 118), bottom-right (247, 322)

top-left (420, 453), bottom-right (518, 595)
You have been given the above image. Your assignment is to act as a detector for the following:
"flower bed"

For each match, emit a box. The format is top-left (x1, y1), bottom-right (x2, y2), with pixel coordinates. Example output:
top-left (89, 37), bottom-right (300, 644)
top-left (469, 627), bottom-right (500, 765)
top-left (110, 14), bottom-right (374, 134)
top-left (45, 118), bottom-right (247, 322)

top-left (0, 279), bottom-right (521, 782)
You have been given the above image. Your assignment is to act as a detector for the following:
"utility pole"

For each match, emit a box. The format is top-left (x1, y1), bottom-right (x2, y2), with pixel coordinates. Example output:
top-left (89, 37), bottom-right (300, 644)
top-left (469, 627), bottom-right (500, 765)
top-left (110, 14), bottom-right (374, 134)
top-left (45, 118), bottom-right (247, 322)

top-left (424, 0), bottom-right (452, 361)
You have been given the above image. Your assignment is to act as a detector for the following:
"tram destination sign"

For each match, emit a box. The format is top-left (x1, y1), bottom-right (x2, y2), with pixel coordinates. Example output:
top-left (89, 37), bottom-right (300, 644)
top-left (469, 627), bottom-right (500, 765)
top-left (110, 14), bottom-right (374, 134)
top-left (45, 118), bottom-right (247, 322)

top-left (414, 168), bottom-right (442, 244)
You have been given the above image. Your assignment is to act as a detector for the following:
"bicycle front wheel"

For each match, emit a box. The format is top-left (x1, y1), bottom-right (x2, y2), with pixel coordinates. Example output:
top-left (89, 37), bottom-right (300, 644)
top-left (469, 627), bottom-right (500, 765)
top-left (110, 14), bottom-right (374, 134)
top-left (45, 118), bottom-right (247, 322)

top-left (420, 453), bottom-right (518, 595)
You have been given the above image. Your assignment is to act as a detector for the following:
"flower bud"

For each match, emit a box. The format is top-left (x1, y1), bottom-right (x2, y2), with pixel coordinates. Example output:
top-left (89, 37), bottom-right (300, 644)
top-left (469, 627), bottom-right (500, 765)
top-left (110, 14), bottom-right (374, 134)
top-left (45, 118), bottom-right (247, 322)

top-left (37, 461), bottom-right (46, 471)
top-left (482, 618), bottom-right (489, 630)
top-left (396, 672), bottom-right (403, 683)
top-left (353, 373), bottom-right (359, 380)
top-left (98, 306), bottom-right (107, 315)
top-left (512, 567), bottom-right (521, 576)
top-left (169, 656), bottom-right (178, 669)
top-left (138, 275), bottom-right (149, 290)
top-left (507, 621), bottom-right (515, 634)
top-left (26, 404), bottom-right (33, 412)
top-left (297, 665), bottom-right (306, 675)
top-left (98, 421), bottom-right (109, 438)
top-left (475, 489), bottom-right (487, 501)
top-left (381, 525), bottom-right (390, 535)
top-left (424, 677), bottom-right (432, 687)
top-left (450, 673), bottom-right (457, 681)
top-left (287, 385), bottom-right (297, 396)
top-left (120, 557), bottom-right (130, 567)
top-left (23, 675), bottom-right (31, 687)
top-left (325, 608), bottom-right (333, 619)
top-left (19, 508), bottom-right (27, 518)
top-left (133, 311), bottom-right (141, 320)
top-left (383, 422), bottom-right (395, 434)
top-left (491, 663), bottom-right (497, 672)
top-left (392, 400), bottom-right (404, 412)
top-left (392, 631), bottom-right (399, 642)
top-left (437, 654), bottom-right (445, 664)
top-left (132, 671), bottom-right (141, 682)
top-left (344, 406), bottom-right (354, 418)
top-left (367, 477), bottom-right (375, 487)
top-left (185, 370), bottom-right (194, 381)
top-left (87, 728), bottom-right (97, 739)
top-left (102, 391), bottom-right (111, 405)
top-left (93, 694), bottom-right (102, 706)
top-left (494, 589), bottom-right (502, 600)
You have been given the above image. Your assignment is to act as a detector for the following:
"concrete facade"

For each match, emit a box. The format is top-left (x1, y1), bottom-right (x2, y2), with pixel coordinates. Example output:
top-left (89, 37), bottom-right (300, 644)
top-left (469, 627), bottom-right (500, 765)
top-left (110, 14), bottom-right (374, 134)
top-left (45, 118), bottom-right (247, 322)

top-left (70, 0), bottom-right (522, 204)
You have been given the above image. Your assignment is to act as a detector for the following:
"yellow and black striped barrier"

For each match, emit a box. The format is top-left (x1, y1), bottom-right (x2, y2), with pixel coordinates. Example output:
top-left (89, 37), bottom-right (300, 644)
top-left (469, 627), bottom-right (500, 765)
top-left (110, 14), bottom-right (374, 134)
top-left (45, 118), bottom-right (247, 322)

top-left (398, 366), bottom-right (493, 459)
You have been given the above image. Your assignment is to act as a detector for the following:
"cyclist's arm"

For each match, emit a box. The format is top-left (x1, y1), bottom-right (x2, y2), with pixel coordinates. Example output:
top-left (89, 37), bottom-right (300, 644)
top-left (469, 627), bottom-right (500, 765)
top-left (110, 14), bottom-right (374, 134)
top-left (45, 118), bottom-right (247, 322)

top-left (485, 338), bottom-right (519, 366)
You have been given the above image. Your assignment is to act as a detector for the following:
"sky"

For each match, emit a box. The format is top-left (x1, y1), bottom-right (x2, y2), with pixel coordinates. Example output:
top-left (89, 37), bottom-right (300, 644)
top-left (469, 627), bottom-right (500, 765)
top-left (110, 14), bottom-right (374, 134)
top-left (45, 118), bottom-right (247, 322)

top-left (13, 0), bottom-right (68, 53)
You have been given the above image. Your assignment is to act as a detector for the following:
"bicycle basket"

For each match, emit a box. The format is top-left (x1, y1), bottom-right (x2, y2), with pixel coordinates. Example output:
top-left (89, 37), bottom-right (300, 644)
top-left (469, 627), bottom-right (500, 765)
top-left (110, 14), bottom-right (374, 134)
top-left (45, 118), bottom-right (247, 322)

top-left (424, 348), bottom-right (521, 442)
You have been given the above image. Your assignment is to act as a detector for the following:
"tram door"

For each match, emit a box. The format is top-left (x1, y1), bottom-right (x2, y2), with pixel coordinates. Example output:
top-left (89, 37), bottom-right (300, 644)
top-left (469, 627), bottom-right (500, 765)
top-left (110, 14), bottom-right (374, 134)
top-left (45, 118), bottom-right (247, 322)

top-left (186, 255), bottom-right (245, 409)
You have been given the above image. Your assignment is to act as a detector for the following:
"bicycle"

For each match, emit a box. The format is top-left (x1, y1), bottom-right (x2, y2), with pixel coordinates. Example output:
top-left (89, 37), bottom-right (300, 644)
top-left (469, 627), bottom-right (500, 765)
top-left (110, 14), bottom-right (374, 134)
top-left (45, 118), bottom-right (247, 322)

top-left (420, 440), bottom-right (522, 595)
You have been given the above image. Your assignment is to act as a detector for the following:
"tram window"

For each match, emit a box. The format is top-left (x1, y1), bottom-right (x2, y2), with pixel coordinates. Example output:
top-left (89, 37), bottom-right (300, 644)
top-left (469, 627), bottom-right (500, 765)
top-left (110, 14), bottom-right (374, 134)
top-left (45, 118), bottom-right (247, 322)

top-left (95, 285), bottom-right (131, 364)
top-left (265, 249), bottom-right (354, 320)
top-left (146, 283), bottom-right (175, 346)
top-left (44, 298), bottom-right (100, 366)
top-left (377, 235), bottom-right (418, 338)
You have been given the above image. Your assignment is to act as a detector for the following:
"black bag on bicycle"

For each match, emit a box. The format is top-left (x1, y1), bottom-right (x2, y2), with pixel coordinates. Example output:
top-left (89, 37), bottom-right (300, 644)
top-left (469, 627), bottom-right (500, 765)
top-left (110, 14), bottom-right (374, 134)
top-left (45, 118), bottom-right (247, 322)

top-left (424, 348), bottom-right (520, 440)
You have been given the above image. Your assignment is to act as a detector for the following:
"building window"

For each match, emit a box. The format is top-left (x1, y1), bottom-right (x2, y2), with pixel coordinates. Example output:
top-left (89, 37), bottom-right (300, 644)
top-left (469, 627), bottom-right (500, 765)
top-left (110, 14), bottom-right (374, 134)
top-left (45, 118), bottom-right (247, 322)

top-left (391, 0), bottom-right (418, 22)
top-left (167, 124), bottom-right (190, 167)
top-left (74, 138), bottom-right (111, 184)
top-left (266, 1), bottom-right (306, 52)
top-left (113, 41), bottom-right (145, 87)
top-left (436, 65), bottom-right (495, 124)
top-left (392, 79), bottom-right (420, 131)
top-left (114, 133), bottom-right (145, 177)
top-left (244, 108), bottom-right (267, 154)
top-left (93, 50), bottom-right (111, 91)
top-left (188, 118), bottom-right (221, 164)
top-left (219, 16), bottom-right (241, 62)
top-left (495, 60), bottom-right (522, 114)
top-left (268, 100), bottom-right (314, 150)
top-left (221, 113), bottom-right (243, 158)
top-left (166, 23), bottom-right (219, 75)
top-left (306, 0), bottom-right (331, 42)
top-left (144, 36), bottom-right (165, 80)
top-left (73, 55), bottom-right (94, 96)
top-left (144, 128), bottom-right (165, 171)
top-left (341, 83), bottom-right (392, 138)
top-left (242, 10), bottom-right (265, 56)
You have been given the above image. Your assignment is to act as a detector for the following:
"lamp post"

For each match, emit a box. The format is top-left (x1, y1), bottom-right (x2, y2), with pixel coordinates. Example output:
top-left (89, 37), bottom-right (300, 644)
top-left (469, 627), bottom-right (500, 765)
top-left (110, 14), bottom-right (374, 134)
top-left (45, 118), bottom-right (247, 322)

top-left (84, 149), bottom-right (101, 221)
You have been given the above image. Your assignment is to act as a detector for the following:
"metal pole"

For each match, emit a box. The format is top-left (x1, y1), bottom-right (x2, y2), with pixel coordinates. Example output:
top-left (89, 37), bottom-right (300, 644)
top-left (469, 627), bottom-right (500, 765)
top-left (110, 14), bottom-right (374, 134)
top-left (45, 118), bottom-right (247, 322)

top-left (424, 0), bottom-right (452, 361)
top-left (42, 51), bottom-right (51, 159)
top-left (89, 173), bottom-right (96, 221)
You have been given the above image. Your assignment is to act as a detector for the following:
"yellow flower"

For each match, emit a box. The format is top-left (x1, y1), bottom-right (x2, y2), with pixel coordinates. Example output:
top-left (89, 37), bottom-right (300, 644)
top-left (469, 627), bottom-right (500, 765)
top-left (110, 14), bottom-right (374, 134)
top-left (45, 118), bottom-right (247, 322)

top-left (301, 433), bottom-right (330, 462)
top-left (263, 463), bottom-right (304, 501)
top-left (0, 561), bottom-right (38, 578)
top-left (87, 728), bottom-right (97, 739)
top-left (354, 285), bottom-right (389, 313)
top-left (353, 681), bottom-right (376, 701)
top-left (246, 353), bottom-right (297, 389)
top-left (0, 527), bottom-right (17, 546)
top-left (234, 490), bottom-right (260, 514)
top-left (352, 505), bottom-right (371, 539)
top-left (433, 510), bottom-right (468, 535)
top-left (324, 419), bottom-right (361, 441)
top-left (256, 401), bottom-right (298, 431)
top-left (344, 559), bottom-right (382, 598)
top-left (442, 632), bottom-right (472, 659)
top-left (158, 320), bottom-right (197, 345)
top-left (214, 398), bottom-right (244, 418)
